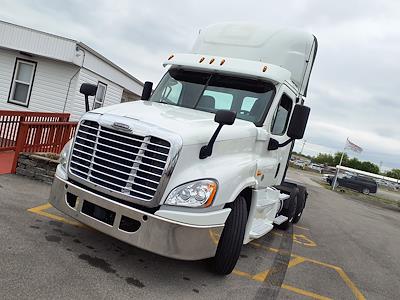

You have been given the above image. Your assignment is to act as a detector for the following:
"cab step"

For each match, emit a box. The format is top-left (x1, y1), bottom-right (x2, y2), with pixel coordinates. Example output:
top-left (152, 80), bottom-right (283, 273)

top-left (273, 215), bottom-right (288, 225)
top-left (249, 219), bottom-right (273, 239)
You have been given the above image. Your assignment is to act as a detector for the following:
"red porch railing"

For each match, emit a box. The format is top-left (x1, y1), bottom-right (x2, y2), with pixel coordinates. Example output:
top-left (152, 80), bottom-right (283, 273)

top-left (0, 111), bottom-right (70, 151)
top-left (11, 121), bottom-right (78, 173)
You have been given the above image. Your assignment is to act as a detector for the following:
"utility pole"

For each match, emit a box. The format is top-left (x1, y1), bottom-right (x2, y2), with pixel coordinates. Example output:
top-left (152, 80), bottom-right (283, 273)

top-left (300, 139), bottom-right (306, 155)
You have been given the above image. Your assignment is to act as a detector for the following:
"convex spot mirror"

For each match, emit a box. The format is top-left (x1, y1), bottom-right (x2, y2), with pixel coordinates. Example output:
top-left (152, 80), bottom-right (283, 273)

top-left (141, 81), bottom-right (153, 100)
top-left (199, 110), bottom-right (236, 159)
top-left (287, 104), bottom-right (310, 140)
top-left (215, 110), bottom-right (236, 125)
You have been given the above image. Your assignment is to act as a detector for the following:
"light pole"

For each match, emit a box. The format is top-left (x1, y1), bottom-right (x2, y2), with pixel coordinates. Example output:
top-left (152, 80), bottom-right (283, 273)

top-left (300, 139), bottom-right (306, 156)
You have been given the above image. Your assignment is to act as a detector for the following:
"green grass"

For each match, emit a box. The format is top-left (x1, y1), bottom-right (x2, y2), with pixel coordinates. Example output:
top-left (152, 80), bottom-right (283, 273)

top-left (315, 179), bottom-right (400, 211)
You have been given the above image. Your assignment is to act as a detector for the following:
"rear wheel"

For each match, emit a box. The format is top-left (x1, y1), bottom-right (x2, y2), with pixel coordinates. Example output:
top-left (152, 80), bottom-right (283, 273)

top-left (293, 186), bottom-right (307, 224)
top-left (362, 187), bottom-right (370, 195)
top-left (277, 192), bottom-right (298, 230)
top-left (213, 196), bottom-right (248, 275)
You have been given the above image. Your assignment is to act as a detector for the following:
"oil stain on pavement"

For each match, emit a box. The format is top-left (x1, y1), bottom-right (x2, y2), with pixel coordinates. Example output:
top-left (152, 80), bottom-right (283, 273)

top-left (45, 235), bottom-right (61, 243)
top-left (78, 254), bottom-right (116, 274)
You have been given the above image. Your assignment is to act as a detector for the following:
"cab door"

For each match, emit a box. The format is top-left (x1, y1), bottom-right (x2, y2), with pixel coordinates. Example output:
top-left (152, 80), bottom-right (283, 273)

top-left (266, 85), bottom-right (297, 185)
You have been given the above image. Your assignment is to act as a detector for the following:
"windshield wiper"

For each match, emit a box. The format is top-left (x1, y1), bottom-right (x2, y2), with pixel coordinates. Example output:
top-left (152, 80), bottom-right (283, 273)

top-left (159, 98), bottom-right (176, 105)
top-left (192, 74), bottom-right (213, 109)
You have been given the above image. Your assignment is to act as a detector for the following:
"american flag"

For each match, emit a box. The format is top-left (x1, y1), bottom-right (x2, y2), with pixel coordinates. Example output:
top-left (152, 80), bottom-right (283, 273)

top-left (345, 138), bottom-right (363, 153)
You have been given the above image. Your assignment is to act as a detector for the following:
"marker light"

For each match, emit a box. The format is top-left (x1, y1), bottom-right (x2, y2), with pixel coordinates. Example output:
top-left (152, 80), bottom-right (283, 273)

top-left (199, 57), bottom-right (205, 63)
top-left (168, 54), bottom-right (174, 60)
top-left (209, 58), bottom-right (215, 64)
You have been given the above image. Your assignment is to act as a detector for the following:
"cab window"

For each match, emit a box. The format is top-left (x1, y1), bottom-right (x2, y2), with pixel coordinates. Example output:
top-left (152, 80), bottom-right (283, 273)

top-left (271, 94), bottom-right (293, 135)
top-left (161, 80), bottom-right (182, 104)
top-left (203, 90), bottom-right (233, 110)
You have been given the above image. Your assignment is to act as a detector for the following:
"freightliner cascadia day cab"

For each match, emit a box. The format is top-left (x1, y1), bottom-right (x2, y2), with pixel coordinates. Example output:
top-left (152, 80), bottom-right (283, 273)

top-left (50, 23), bottom-right (318, 275)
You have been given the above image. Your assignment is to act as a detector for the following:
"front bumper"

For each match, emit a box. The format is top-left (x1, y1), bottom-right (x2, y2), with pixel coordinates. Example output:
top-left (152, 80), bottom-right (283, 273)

top-left (49, 175), bottom-right (223, 260)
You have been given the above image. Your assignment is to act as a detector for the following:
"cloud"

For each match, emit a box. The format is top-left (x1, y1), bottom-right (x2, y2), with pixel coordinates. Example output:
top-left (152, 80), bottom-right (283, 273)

top-left (1, 0), bottom-right (399, 168)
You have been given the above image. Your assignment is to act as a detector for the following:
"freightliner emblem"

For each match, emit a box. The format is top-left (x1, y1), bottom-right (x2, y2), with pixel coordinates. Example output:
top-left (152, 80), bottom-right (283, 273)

top-left (112, 122), bottom-right (131, 132)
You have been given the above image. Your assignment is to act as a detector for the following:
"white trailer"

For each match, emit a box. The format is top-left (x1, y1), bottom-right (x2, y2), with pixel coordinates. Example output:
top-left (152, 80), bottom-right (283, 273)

top-left (50, 23), bottom-right (318, 274)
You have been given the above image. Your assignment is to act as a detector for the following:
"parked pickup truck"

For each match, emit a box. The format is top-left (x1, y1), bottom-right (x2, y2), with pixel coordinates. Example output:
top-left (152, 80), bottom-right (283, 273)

top-left (327, 174), bottom-right (378, 194)
top-left (50, 23), bottom-right (318, 274)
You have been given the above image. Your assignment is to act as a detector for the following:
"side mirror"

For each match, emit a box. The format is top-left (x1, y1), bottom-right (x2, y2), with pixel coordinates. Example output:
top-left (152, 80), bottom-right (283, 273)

top-left (287, 104), bottom-right (310, 139)
top-left (141, 81), bottom-right (153, 100)
top-left (79, 83), bottom-right (98, 112)
top-left (268, 138), bottom-right (279, 150)
top-left (199, 110), bottom-right (236, 159)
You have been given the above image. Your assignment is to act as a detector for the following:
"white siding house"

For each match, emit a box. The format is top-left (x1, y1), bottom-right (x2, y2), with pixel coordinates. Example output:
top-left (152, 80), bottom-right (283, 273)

top-left (0, 20), bottom-right (143, 120)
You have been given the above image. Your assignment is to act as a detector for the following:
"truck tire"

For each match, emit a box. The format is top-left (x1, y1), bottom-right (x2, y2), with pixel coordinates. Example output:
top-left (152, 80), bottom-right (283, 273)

top-left (362, 187), bottom-right (370, 195)
top-left (213, 196), bottom-right (248, 275)
top-left (293, 186), bottom-right (307, 224)
top-left (277, 192), bottom-right (297, 230)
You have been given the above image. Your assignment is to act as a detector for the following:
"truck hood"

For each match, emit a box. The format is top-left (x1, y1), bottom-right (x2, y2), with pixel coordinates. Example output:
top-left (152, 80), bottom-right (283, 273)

top-left (92, 101), bottom-right (257, 145)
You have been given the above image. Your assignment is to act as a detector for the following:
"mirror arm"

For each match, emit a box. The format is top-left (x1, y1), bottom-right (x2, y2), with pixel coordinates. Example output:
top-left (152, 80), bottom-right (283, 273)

top-left (268, 138), bottom-right (294, 151)
top-left (84, 95), bottom-right (90, 112)
top-left (199, 124), bottom-right (224, 159)
top-left (279, 138), bottom-right (294, 148)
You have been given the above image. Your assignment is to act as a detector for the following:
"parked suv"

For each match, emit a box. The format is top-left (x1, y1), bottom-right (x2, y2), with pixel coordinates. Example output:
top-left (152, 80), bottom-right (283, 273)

top-left (327, 175), bottom-right (377, 194)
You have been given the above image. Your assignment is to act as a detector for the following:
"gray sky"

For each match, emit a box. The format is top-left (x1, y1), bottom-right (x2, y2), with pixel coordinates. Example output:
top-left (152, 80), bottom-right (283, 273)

top-left (1, 0), bottom-right (399, 170)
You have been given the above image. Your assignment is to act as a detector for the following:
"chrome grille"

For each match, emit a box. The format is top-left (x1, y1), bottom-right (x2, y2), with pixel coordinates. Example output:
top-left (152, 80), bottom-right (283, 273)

top-left (69, 120), bottom-right (171, 202)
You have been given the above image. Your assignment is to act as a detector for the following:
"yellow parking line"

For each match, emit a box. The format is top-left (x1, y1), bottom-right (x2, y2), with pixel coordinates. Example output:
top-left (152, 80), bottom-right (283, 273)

top-left (294, 224), bottom-right (310, 231)
top-left (28, 203), bottom-right (364, 300)
top-left (288, 256), bottom-right (306, 268)
top-left (232, 269), bottom-right (252, 278)
top-left (293, 234), bottom-right (317, 247)
top-left (248, 242), bottom-right (365, 300)
top-left (252, 269), bottom-right (270, 281)
top-left (336, 267), bottom-right (366, 300)
top-left (27, 203), bottom-right (83, 227)
top-left (282, 284), bottom-right (332, 300)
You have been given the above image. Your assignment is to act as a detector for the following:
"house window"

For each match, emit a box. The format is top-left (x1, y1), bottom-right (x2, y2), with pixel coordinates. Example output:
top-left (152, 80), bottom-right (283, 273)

top-left (8, 59), bottom-right (37, 107)
top-left (93, 82), bottom-right (107, 109)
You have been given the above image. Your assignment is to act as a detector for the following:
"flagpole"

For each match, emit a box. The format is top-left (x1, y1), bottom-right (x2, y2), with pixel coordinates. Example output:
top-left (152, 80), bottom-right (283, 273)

top-left (332, 138), bottom-right (347, 191)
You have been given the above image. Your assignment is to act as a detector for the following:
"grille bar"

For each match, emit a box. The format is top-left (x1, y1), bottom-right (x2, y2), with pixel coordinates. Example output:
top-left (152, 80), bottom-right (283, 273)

top-left (76, 136), bottom-right (168, 164)
top-left (73, 146), bottom-right (165, 172)
top-left (71, 154), bottom-right (161, 182)
top-left (69, 120), bottom-right (171, 202)
top-left (79, 123), bottom-right (170, 149)
top-left (77, 130), bottom-right (169, 157)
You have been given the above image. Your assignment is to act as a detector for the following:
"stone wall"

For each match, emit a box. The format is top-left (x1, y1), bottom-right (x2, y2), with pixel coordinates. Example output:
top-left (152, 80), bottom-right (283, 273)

top-left (16, 153), bottom-right (60, 184)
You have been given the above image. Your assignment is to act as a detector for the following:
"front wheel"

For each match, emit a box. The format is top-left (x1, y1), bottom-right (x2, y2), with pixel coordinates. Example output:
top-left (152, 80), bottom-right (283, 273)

top-left (213, 196), bottom-right (248, 275)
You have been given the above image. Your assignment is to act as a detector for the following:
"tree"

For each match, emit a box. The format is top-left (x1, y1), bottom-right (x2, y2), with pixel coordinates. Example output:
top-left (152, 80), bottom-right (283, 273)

top-left (312, 153), bottom-right (334, 166)
top-left (346, 157), bottom-right (360, 169)
top-left (333, 152), bottom-right (349, 166)
top-left (359, 161), bottom-right (380, 174)
top-left (385, 169), bottom-right (400, 179)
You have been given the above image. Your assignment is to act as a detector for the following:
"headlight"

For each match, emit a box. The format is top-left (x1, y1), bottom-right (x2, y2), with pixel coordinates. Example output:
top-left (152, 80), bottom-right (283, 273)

top-left (165, 180), bottom-right (217, 208)
top-left (60, 140), bottom-right (72, 170)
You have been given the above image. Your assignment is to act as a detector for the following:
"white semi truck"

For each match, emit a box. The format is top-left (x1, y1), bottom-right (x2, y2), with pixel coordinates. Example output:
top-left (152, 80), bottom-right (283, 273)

top-left (50, 23), bottom-right (317, 275)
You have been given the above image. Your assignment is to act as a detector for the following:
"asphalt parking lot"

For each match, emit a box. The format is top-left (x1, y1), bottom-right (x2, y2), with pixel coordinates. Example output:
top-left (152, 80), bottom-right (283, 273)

top-left (1, 169), bottom-right (399, 299)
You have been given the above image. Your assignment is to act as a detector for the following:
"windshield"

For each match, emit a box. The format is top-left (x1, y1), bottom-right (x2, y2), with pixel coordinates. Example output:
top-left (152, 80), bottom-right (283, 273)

top-left (150, 68), bottom-right (275, 126)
